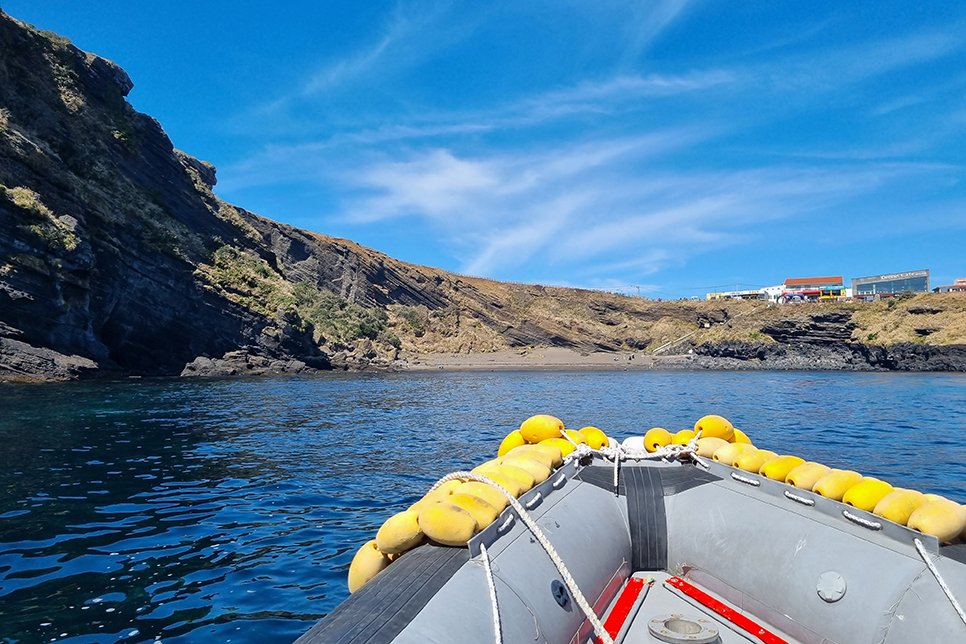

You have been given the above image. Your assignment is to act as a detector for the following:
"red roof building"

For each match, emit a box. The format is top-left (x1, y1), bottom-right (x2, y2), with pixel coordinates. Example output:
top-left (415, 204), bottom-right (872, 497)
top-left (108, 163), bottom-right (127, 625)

top-left (783, 276), bottom-right (844, 290)
top-left (934, 278), bottom-right (966, 293)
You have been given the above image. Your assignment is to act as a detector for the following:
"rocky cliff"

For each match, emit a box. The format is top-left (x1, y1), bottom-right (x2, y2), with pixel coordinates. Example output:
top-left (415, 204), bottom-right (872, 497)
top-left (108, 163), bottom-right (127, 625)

top-left (1, 12), bottom-right (965, 381)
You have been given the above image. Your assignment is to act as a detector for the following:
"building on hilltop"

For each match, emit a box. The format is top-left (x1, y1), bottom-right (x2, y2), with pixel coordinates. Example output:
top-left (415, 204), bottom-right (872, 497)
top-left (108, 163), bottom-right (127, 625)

top-left (933, 277), bottom-right (966, 293)
top-left (776, 276), bottom-right (847, 304)
top-left (852, 270), bottom-right (930, 301)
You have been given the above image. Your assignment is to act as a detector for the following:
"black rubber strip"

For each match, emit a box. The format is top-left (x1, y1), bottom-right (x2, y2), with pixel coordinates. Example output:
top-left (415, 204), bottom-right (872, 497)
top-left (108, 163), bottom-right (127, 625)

top-left (625, 466), bottom-right (668, 571)
top-left (576, 464), bottom-right (625, 494)
top-left (659, 466), bottom-right (720, 495)
top-left (576, 463), bottom-right (718, 496)
top-left (294, 544), bottom-right (470, 644)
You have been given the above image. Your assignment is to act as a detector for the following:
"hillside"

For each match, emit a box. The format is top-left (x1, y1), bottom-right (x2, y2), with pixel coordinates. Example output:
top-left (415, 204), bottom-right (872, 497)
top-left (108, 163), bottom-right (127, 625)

top-left (1, 12), bottom-right (964, 381)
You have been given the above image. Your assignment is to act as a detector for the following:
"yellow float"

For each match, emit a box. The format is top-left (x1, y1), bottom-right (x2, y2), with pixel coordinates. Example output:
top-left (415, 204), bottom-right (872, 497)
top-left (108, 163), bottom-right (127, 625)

top-left (418, 502), bottom-right (479, 546)
top-left (376, 510), bottom-right (424, 554)
top-left (873, 489), bottom-right (927, 525)
top-left (694, 415), bottom-right (735, 442)
top-left (348, 539), bottom-right (391, 593)
top-left (731, 428), bottom-right (752, 444)
top-left (733, 449), bottom-right (777, 473)
top-left (672, 429), bottom-right (696, 445)
top-left (907, 499), bottom-right (966, 543)
top-left (695, 437), bottom-right (729, 458)
top-left (644, 427), bottom-right (672, 452)
top-left (447, 493), bottom-right (500, 530)
top-left (759, 456), bottom-right (806, 481)
top-left (519, 414), bottom-right (565, 443)
top-left (563, 429), bottom-right (588, 445)
top-left (473, 470), bottom-right (523, 498)
top-left (812, 470), bottom-right (864, 501)
top-left (504, 446), bottom-right (554, 470)
top-left (540, 437), bottom-right (577, 457)
top-left (454, 481), bottom-right (509, 512)
top-left (508, 444), bottom-right (561, 469)
top-left (842, 479), bottom-right (894, 512)
top-left (579, 426), bottom-right (609, 450)
top-left (501, 454), bottom-right (552, 484)
top-left (477, 464), bottom-right (535, 493)
top-left (784, 462), bottom-right (831, 490)
top-left (711, 443), bottom-right (754, 466)
top-left (498, 430), bottom-right (527, 456)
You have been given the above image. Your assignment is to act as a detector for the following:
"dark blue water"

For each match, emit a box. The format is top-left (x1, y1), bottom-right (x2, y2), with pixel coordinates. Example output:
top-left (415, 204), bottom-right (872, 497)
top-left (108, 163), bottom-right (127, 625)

top-left (1, 371), bottom-right (965, 643)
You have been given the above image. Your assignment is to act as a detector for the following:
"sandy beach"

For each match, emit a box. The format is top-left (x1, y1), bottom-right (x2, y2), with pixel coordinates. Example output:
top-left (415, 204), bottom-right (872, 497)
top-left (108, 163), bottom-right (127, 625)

top-left (399, 347), bottom-right (694, 371)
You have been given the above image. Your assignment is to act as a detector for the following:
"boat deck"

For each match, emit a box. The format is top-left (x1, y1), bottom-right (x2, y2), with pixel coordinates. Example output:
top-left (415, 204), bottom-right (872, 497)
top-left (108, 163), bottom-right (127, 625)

top-left (603, 572), bottom-right (802, 644)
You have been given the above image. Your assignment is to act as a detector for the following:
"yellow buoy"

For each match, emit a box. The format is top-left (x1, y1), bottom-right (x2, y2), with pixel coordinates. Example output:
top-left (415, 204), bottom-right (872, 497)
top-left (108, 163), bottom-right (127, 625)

top-left (731, 428), bottom-right (753, 444)
top-left (447, 493), bottom-right (500, 530)
top-left (733, 449), bottom-right (778, 473)
top-left (471, 459), bottom-right (504, 473)
top-left (812, 470), bottom-right (863, 501)
top-left (672, 429), bottom-right (696, 446)
top-left (712, 443), bottom-right (754, 466)
top-left (375, 510), bottom-right (424, 554)
top-left (418, 502), bottom-right (479, 546)
top-left (924, 493), bottom-right (948, 503)
top-left (498, 430), bottom-right (527, 457)
top-left (759, 455), bottom-right (806, 481)
top-left (540, 437), bottom-right (576, 457)
top-left (472, 470), bottom-right (523, 498)
top-left (842, 479), bottom-right (895, 512)
top-left (908, 500), bottom-right (966, 543)
top-left (454, 481), bottom-right (509, 513)
top-left (501, 455), bottom-right (551, 484)
top-left (505, 446), bottom-right (554, 470)
top-left (579, 426), bottom-right (609, 450)
top-left (518, 443), bottom-right (564, 468)
top-left (564, 429), bottom-right (588, 445)
top-left (347, 540), bottom-right (391, 593)
top-left (519, 414), bottom-right (565, 443)
top-left (873, 489), bottom-right (927, 525)
top-left (507, 445), bottom-right (557, 469)
top-left (477, 464), bottom-right (535, 493)
top-left (693, 415), bottom-right (735, 442)
top-left (695, 437), bottom-right (729, 458)
top-left (407, 480), bottom-right (463, 512)
top-left (644, 427), bottom-right (673, 452)
top-left (785, 462), bottom-right (831, 490)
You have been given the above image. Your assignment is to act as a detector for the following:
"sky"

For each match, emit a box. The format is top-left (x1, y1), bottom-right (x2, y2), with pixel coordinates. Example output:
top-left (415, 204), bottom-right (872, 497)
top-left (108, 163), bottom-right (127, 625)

top-left (6, 1), bottom-right (966, 298)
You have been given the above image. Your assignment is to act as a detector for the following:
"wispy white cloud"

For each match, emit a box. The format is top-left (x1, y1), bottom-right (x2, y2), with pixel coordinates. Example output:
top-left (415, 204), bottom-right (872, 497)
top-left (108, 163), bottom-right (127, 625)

top-left (622, 0), bottom-right (695, 61)
top-left (337, 137), bottom-right (937, 279)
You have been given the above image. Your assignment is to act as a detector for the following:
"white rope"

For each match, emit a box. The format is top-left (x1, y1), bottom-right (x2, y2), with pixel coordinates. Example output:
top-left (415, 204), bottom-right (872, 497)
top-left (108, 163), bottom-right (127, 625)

top-left (480, 542), bottom-right (502, 644)
top-left (429, 471), bottom-right (615, 644)
top-left (914, 538), bottom-right (966, 628)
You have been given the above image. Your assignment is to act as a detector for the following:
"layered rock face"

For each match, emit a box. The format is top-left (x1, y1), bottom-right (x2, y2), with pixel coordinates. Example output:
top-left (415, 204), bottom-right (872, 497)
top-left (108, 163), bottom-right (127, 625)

top-left (1, 12), bottom-right (964, 380)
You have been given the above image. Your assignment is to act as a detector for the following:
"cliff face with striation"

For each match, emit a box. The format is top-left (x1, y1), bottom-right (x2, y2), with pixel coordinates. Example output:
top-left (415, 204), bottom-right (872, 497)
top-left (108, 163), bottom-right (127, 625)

top-left (1, 12), bottom-right (965, 381)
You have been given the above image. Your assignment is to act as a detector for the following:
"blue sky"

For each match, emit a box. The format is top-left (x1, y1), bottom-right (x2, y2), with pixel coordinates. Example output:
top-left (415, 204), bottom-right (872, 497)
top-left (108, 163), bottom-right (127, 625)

top-left (7, 1), bottom-right (966, 298)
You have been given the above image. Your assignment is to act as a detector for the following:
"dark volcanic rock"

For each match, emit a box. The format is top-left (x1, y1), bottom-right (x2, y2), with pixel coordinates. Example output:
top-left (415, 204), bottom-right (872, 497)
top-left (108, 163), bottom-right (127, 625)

top-left (761, 310), bottom-right (856, 344)
top-left (693, 340), bottom-right (966, 372)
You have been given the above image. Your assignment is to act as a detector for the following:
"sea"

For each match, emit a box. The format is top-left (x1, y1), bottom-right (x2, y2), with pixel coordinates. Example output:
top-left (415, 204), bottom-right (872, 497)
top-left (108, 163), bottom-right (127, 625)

top-left (1, 370), bottom-right (965, 644)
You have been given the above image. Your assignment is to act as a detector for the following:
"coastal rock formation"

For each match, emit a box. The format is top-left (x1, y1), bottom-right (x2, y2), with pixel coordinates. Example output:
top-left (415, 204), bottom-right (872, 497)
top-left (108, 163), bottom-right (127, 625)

top-left (1, 12), bottom-right (964, 381)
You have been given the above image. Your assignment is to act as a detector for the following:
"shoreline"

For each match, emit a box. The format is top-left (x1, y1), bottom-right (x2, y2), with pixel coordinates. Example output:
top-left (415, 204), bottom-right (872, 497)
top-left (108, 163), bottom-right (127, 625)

top-left (398, 347), bottom-right (693, 372)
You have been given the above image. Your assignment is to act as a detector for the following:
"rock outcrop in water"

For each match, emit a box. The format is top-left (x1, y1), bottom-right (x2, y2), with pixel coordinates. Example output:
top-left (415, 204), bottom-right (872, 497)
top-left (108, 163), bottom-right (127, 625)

top-left (1, 11), bottom-right (965, 381)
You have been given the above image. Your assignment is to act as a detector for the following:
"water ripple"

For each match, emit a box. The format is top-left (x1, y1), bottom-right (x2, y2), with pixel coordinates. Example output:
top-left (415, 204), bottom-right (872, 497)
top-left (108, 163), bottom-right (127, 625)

top-left (1, 371), bottom-right (964, 643)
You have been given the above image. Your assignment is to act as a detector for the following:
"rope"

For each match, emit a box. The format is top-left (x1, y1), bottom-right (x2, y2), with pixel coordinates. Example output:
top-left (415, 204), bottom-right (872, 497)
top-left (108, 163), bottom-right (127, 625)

top-left (914, 538), bottom-right (966, 628)
top-left (424, 436), bottom-right (708, 644)
top-left (480, 542), bottom-right (502, 644)
top-left (429, 471), bottom-right (615, 644)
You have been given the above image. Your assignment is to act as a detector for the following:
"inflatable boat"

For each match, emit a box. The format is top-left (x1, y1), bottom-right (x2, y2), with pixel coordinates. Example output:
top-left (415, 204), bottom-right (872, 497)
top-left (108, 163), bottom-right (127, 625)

top-left (295, 417), bottom-right (966, 644)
